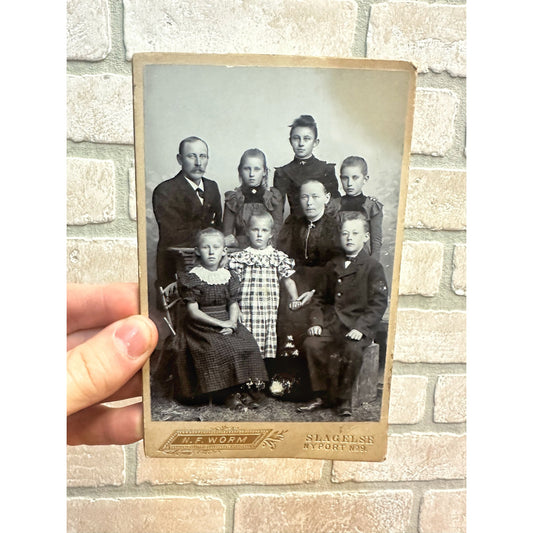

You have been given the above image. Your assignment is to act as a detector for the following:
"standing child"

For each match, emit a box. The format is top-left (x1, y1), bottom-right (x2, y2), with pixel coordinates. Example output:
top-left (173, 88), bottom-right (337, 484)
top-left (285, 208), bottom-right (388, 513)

top-left (297, 213), bottom-right (388, 417)
top-left (177, 228), bottom-right (268, 410)
top-left (229, 212), bottom-right (302, 363)
top-left (223, 148), bottom-right (283, 248)
top-left (274, 114), bottom-right (340, 219)
top-left (332, 156), bottom-right (383, 260)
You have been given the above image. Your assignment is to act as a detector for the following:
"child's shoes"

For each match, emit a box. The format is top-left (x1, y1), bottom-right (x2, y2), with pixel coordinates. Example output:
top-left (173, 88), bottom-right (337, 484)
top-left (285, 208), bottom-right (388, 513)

top-left (225, 392), bottom-right (246, 411)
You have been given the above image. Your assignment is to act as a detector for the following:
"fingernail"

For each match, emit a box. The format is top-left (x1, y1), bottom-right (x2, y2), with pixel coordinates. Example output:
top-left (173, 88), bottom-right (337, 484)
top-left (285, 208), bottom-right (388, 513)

top-left (114, 318), bottom-right (149, 359)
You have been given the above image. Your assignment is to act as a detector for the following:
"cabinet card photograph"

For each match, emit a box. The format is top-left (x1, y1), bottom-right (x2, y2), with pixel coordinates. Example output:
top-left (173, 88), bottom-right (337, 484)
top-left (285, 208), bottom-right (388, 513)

top-left (134, 53), bottom-right (416, 460)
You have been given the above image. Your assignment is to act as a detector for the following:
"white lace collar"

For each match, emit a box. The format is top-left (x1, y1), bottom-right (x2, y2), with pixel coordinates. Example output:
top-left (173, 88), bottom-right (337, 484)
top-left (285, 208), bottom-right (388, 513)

top-left (245, 245), bottom-right (274, 256)
top-left (190, 265), bottom-right (231, 285)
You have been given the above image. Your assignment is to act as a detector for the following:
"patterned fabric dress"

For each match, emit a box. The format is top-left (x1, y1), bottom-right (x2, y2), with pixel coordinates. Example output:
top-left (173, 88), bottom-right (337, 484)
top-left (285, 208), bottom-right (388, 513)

top-left (178, 266), bottom-right (268, 394)
top-left (223, 186), bottom-right (284, 247)
top-left (228, 246), bottom-right (295, 359)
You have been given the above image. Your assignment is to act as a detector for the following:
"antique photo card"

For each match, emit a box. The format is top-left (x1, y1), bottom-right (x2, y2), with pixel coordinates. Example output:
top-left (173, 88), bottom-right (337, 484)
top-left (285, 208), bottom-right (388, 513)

top-left (134, 53), bottom-right (416, 460)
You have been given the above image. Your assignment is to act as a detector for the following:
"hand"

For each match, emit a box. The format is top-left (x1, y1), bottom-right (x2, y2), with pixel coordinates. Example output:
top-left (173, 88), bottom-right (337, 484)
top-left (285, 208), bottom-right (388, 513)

top-left (307, 326), bottom-right (322, 336)
top-left (219, 327), bottom-right (234, 335)
top-left (346, 329), bottom-right (363, 341)
top-left (220, 320), bottom-right (237, 331)
top-left (288, 299), bottom-right (303, 311)
top-left (297, 290), bottom-right (315, 307)
top-left (67, 283), bottom-right (158, 446)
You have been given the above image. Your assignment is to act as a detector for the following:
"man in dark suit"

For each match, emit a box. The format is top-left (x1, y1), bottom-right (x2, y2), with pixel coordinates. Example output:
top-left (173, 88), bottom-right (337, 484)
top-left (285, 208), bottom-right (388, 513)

top-left (153, 136), bottom-right (222, 282)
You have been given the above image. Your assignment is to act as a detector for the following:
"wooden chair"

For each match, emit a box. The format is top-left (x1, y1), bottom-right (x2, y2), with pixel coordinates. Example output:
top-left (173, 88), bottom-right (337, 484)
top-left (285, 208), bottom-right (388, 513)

top-left (158, 280), bottom-right (179, 336)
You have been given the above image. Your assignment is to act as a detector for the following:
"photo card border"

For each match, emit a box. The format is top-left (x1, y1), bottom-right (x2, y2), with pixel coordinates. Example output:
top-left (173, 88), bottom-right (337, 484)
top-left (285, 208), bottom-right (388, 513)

top-left (134, 52), bottom-right (417, 460)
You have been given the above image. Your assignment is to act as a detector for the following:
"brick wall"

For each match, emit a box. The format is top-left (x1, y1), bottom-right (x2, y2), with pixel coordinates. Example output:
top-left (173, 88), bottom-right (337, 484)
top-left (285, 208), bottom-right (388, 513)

top-left (67, 1), bottom-right (466, 532)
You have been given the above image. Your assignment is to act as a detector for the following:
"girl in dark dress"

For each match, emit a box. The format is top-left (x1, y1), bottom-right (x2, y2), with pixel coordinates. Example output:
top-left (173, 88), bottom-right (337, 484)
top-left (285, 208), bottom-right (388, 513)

top-left (223, 148), bottom-right (283, 248)
top-left (273, 114), bottom-right (340, 219)
top-left (177, 228), bottom-right (268, 410)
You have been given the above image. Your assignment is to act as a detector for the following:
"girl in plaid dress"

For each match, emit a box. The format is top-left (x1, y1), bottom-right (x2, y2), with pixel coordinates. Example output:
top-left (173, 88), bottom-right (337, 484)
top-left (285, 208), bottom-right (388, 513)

top-left (229, 212), bottom-right (303, 362)
top-left (178, 228), bottom-right (268, 410)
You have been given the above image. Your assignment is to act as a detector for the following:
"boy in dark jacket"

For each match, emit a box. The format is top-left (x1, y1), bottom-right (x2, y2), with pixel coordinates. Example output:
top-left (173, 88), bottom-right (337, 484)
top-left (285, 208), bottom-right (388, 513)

top-left (297, 212), bottom-right (388, 416)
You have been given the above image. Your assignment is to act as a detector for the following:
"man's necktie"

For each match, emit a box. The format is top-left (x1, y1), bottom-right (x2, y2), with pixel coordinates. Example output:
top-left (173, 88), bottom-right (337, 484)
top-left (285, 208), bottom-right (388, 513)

top-left (196, 188), bottom-right (204, 201)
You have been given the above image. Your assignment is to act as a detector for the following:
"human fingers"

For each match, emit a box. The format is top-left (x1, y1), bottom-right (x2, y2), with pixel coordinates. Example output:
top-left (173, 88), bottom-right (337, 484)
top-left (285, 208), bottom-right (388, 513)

top-left (67, 283), bottom-right (138, 334)
top-left (67, 315), bottom-right (157, 416)
top-left (67, 327), bottom-right (102, 351)
top-left (103, 372), bottom-right (143, 403)
top-left (67, 403), bottom-right (143, 445)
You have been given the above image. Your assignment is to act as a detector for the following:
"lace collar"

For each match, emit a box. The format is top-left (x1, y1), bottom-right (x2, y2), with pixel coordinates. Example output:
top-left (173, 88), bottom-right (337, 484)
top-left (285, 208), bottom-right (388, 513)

top-left (245, 245), bottom-right (274, 256)
top-left (190, 265), bottom-right (231, 285)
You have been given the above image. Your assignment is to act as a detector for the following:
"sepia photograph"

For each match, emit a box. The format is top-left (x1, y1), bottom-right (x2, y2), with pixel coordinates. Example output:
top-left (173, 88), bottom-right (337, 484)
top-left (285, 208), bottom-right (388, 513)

top-left (134, 53), bottom-right (416, 459)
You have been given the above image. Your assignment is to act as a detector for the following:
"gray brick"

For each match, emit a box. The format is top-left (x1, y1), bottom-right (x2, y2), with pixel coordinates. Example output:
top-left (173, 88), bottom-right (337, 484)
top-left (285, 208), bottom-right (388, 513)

top-left (412, 88), bottom-right (459, 156)
top-left (405, 168), bottom-right (466, 230)
top-left (67, 157), bottom-right (115, 225)
top-left (419, 489), bottom-right (466, 533)
top-left (434, 374), bottom-right (466, 423)
top-left (234, 490), bottom-right (413, 533)
top-left (332, 432), bottom-right (466, 482)
top-left (389, 375), bottom-right (427, 424)
top-left (452, 244), bottom-right (466, 295)
top-left (399, 241), bottom-right (444, 297)
top-left (67, 445), bottom-right (124, 487)
top-left (123, 0), bottom-right (358, 59)
top-left (67, 497), bottom-right (225, 533)
top-left (67, 74), bottom-right (133, 144)
top-left (67, 238), bottom-right (138, 284)
top-left (367, 1), bottom-right (466, 77)
top-left (67, 0), bottom-right (111, 61)
top-left (394, 309), bottom-right (466, 363)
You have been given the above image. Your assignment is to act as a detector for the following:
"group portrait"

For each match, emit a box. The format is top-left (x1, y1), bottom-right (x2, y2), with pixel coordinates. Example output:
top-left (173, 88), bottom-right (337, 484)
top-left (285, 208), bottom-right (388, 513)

top-left (134, 55), bottom-right (414, 439)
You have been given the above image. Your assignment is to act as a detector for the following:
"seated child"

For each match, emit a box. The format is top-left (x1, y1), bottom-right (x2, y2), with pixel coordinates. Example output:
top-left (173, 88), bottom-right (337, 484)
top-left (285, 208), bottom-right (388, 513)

top-left (297, 213), bottom-right (388, 416)
top-left (229, 212), bottom-right (302, 387)
top-left (223, 148), bottom-right (283, 248)
top-left (331, 156), bottom-right (384, 259)
top-left (273, 114), bottom-right (340, 219)
top-left (177, 228), bottom-right (268, 410)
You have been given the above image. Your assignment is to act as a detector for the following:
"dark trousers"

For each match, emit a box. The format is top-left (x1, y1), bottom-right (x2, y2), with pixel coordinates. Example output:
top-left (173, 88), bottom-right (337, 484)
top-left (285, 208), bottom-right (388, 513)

top-left (301, 330), bottom-right (372, 402)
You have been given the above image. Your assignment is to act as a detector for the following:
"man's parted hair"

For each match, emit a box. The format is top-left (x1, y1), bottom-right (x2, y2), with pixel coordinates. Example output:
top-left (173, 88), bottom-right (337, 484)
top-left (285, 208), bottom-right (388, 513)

top-left (178, 136), bottom-right (208, 156)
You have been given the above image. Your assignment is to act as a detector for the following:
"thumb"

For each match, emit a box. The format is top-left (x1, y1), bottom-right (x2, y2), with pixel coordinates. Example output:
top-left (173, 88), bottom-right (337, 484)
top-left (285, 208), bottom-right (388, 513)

top-left (67, 315), bottom-right (158, 416)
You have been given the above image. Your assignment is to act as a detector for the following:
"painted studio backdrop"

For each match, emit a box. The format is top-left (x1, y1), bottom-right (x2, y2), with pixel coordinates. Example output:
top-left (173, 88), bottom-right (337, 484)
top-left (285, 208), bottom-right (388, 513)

top-left (143, 63), bottom-right (410, 338)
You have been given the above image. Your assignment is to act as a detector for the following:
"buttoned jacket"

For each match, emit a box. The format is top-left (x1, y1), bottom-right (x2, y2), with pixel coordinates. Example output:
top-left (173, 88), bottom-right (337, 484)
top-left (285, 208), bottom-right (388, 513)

top-left (309, 251), bottom-right (388, 339)
top-left (152, 171), bottom-right (223, 251)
